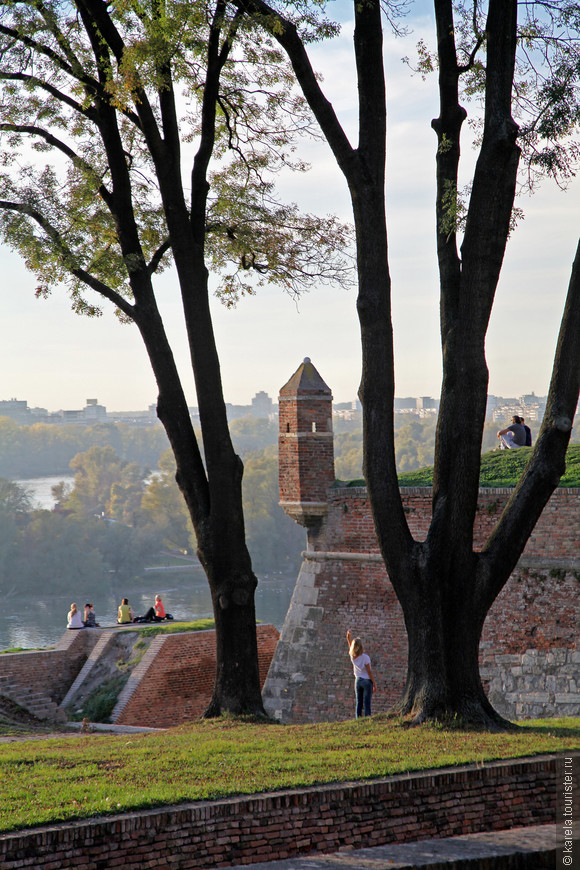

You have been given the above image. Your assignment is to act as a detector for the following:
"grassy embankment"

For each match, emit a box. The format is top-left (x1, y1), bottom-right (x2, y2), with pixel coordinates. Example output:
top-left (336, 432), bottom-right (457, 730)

top-left (0, 715), bottom-right (578, 833)
top-left (399, 443), bottom-right (580, 487)
top-left (337, 443), bottom-right (580, 488)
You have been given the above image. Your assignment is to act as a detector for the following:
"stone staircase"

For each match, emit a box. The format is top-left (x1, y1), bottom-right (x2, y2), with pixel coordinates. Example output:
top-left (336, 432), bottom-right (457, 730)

top-left (0, 674), bottom-right (67, 724)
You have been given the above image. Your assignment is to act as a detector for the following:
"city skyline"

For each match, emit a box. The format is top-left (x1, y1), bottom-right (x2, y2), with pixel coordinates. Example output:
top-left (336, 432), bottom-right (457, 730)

top-left (0, 386), bottom-right (553, 418)
top-left (1, 5), bottom-right (578, 412)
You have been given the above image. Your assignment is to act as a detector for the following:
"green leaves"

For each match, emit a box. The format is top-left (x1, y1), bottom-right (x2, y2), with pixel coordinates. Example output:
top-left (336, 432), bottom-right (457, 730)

top-left (0, 0), bottom-right (352, 315)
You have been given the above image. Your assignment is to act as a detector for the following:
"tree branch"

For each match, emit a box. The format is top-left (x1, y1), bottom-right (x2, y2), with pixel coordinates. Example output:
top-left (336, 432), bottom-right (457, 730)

top-left (0, 123), bottom-right (112, 205)
top-left (147, 238), bottom-right (172, 276)
top-left (0, 72), bottom-right (96, 120)
top-left (0, 199), bottom-right (136, 319)
top-left (233, 0), bottom-right (356, 179)
top-left (77, 0), bottom-right (164, 157)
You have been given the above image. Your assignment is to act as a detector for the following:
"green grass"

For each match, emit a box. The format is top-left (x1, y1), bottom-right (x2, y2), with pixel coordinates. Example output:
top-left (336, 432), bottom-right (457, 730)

top-left (135, 617), bottom-right (215, 639)
top-left (0, 646), bottom-right (54, 655)
top-left (339, 443), bottom-right (580, 488)
top-left (0, 715), bottom-right (578, 834)
top-left (67, 675), bottom-right (129, 724)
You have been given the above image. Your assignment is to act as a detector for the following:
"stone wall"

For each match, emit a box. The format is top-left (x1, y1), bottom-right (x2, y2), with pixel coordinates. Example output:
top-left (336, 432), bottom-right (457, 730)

top-left (483, 648), bottom-right (580, 719)
top-left (0, 756), bottom-right (558, 869)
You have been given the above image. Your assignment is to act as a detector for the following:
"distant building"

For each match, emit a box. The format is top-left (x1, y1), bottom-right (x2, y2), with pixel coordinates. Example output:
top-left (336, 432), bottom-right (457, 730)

top-left (251, 391), bottom-right (274, 418)
top-left (394, 397), bottom-right (416, 411)
top-left (83, 399), bottom-right (107, 423)
top-left (0, 398), bottom-right (31, 424)
top-left (417, 396), bottom-right (439, 414)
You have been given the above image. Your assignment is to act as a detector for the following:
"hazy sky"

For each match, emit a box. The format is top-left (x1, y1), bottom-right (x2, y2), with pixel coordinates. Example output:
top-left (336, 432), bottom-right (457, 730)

top-left (1, 4), bottom-right (578, 412)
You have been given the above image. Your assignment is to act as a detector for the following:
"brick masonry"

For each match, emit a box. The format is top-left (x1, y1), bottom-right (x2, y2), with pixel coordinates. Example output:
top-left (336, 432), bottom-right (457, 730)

top-left (0, 756), bottom-right (559, 869)
top-left (0, 627), bottom-right (279, 729)
top-left (113, 625), bottom-right (280, 728)
top-left (267, 360), bottom-right (580, 724)
top-left (0, 629), bottom-right (99, 706)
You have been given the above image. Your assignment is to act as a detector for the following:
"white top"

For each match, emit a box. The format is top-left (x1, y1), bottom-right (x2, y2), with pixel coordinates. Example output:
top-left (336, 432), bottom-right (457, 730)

top-left (350, 652), bottom-right (371, 679)
top-left (67, 610), bottom-right (84, 629)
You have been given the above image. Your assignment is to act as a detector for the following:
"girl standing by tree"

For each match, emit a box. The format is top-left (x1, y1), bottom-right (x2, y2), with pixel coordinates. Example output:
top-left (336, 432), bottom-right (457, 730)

top-left (346, 629), bottom-right (377, 718)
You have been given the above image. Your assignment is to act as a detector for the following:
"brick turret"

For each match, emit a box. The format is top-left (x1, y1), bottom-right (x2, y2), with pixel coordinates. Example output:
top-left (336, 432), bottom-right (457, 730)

top-left (278, 358), bottom-right (335, 526)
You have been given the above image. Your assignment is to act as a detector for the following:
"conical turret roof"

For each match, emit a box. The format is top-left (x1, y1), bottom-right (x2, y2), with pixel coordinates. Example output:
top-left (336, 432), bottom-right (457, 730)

top-left (279, 358), bottom-right (332, 396)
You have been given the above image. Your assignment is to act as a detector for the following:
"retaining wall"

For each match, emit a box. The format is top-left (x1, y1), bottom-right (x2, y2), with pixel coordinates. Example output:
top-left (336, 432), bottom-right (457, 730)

top-left (113, 625), bottom-right (279, 728)
top-left (0, 755), bottom-right (559, 869)
top-left (0, 630), bottom-right (99, 705)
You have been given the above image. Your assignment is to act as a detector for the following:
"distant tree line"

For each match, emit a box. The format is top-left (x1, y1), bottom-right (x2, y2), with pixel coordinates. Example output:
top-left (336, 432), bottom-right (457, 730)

top-left (0, 418), bottom-right (169, 477)
top-left (0, 431), bottom-right (304, 593)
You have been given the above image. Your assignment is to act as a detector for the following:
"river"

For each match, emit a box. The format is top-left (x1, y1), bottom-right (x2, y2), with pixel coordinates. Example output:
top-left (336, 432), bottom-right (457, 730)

top-left (2, 476), bottom-right (297, 651)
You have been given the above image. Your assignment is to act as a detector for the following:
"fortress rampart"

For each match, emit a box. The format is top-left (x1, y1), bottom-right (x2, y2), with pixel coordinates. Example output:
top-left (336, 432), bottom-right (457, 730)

top-left (263, 359), bottom-right (580, 723)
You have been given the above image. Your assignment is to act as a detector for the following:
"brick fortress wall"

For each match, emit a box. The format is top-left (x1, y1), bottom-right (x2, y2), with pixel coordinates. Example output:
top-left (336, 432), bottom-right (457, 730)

top-left (0, 630), bottom-right (99, 705)
top-left (114, 625), bottom-right (279, 728)
top-left (264, 359), bottom-right (580, 724)
top-left (0, 627), bottom-right (279, 729)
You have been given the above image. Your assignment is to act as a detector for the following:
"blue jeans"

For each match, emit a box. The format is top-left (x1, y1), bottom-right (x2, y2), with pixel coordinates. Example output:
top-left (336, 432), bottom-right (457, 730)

top-left (355, 677), bottom-right (373, 718)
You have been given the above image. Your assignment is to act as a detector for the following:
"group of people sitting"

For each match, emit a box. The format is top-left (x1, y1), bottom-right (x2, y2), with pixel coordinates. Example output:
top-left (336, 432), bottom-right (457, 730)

top-left (66, 595), bottom-right (172, 629)
top-left (497, 415), bottom-right (532, 450)
top-left (117, 594), bottom-right (172, 624)
top-left (66, 602), bottom-right (99, 629)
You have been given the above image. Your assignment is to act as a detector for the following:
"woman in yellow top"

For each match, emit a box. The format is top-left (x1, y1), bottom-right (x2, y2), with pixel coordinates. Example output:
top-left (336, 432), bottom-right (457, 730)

top-left (117, 598), bottom-right (134, 624)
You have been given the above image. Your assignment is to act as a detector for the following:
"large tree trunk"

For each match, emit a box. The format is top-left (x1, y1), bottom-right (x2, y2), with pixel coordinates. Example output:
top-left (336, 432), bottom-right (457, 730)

top-left (389, 556), bottom-right (509, 728)
top-left (203, 545), bottom-right (263, 717)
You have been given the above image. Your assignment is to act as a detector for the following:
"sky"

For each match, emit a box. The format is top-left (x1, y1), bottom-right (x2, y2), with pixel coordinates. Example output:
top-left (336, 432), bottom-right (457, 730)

top-left (0, 4), bottom-right (578, 412)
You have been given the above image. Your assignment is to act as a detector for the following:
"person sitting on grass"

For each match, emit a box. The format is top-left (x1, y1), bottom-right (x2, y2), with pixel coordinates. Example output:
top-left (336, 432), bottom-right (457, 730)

top-left (497, 415), bottom-right (526, 449)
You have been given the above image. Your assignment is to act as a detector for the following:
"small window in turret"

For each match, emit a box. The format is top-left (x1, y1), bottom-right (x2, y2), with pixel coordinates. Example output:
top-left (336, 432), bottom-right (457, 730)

top-left (312, 422), bottom-right (317, 432)
top-left (286, 422), bottom-right (290, 433)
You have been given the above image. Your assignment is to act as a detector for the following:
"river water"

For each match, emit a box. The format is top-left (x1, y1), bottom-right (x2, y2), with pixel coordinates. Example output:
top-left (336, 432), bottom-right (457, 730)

top-left (1, 477), bottom-right (297, 651)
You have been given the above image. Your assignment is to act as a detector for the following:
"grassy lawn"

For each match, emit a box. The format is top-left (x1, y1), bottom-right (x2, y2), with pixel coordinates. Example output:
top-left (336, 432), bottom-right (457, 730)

top-left (338, 443), bottom-right (580, 488)
top-left (0, 715), bottom-right (578, 834)
top-left (397, 443), bottom-right (580, 488)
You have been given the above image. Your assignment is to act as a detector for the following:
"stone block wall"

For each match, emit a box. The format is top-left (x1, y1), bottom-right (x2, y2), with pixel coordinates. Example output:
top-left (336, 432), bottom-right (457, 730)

top-left (0, 756), bottom-right (558, 869)
top-left (483, 648), bottom-right (580, 719)
top-left (114, 625), bottom-right (279, 728)
top-left (264, 554), bottom-right (407, 723)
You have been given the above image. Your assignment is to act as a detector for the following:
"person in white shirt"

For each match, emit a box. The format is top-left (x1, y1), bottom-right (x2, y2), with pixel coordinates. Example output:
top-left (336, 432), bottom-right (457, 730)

top-left (346, 629), bottom-right (377, 718)
top-left (67, 602), bottom-right (85, 630)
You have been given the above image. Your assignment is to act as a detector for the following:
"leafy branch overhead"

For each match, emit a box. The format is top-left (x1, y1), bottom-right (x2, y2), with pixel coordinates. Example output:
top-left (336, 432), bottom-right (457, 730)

top-left (408, 1), bottom-right (580, 191)
top-left (0, 0), bottom-right (353, 318)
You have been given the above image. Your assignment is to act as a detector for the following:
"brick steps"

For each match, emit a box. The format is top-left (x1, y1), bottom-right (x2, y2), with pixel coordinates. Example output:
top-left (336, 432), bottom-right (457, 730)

top-left (0, 675), bottom-right (67, 723)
